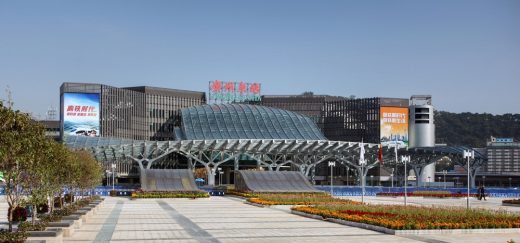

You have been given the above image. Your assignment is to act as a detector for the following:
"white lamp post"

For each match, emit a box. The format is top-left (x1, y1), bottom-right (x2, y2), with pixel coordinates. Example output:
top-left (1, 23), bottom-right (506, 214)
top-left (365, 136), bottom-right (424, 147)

top-left (111, 163), bottom-right (116, 191)
top-left (346, 167), bottom-right (349, 186)
top-left (217, 167), bottom-right (222, 186)
top-left (482, 176), bottom-right (486, 187)
top-left (328, 161), bottom-right (336, 196)
top-left (391, 168), bottom-right (394, 188)
top-left (106, 170), bottom-right (111, 187)
top-left (370, 175), bottom-right (374, 187)
top-left (463, 150), bottom-right (475, 209)
top-left (401, 155), bottom-right (410, 206)
top-left (443, 170), bottom-right (447, 189)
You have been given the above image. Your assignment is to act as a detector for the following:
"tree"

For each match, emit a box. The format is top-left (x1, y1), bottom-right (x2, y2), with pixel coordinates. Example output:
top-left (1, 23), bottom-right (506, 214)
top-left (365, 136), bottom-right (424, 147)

top-left (74, 149), bottom-right (103, 198)
top-left (0, 101), bottom-right (46, 231)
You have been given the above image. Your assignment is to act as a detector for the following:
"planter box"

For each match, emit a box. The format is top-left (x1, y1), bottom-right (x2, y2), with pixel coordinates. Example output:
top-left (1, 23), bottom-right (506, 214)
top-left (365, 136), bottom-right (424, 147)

top-left (291, 210), bottom-right (324, 220)
top-left (26, 228), bottom-right (63, 243)
top-left (244, 201), bottom-right (267, 208)
top-left (502, 203), bottom-right (520, 207)
top-left (81, 206), bottom-right (97, 214)
top-left (291, 211), bottom-right (520, 235)
top-left (62, 215), bottom-right (82, 228)
top-left (47, 220), bottom-right (75, 237)
top-left (70, 213), bottom-right (88, 223)
top-left (327, 217), bottom-right (520, 235)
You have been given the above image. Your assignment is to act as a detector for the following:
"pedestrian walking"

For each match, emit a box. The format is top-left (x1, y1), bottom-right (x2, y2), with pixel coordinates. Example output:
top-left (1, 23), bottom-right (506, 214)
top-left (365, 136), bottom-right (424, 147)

top-left (481, 185), bottom-right (487, 201)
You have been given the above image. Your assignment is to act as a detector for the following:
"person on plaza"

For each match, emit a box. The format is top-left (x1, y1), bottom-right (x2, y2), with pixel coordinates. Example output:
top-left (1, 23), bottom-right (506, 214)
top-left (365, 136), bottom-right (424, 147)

top-left (477, 185), bottom-right (482, 200)
top-left (481, 185), bottom-right (487, 200)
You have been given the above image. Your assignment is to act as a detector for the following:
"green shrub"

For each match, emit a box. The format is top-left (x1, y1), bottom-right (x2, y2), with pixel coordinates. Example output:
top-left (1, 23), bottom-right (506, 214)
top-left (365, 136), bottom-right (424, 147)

top-left (38, 213), bottom-right (61, 223)
top-left (0, 229), bottom-right (28, 243)
top-left (17, 221), bottom-right (48, 231)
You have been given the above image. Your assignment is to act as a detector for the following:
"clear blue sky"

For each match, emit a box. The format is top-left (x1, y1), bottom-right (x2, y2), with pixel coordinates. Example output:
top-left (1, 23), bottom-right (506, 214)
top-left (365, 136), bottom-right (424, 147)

top-left (1, 0), bottom-right (519, 118)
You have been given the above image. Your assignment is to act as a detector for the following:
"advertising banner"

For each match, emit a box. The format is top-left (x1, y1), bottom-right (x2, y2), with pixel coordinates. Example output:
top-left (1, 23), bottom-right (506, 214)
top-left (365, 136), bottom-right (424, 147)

top-left (63, 93), bottom-right (100, 137)
top-left (380, 107), bottom-right (408, 147)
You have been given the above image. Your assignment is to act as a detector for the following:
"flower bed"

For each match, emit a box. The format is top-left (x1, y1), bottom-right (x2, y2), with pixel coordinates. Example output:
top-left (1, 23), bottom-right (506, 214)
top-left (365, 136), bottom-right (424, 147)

top-left (293, 204), bottom-right (520, 230)
top-left (503, 199), bottom-right (520, 204)
top-left (243, 192), bottom-right (361, 206)
top-left (131, 190), bottom-right (209, 199)
top-left (377, 191), bottom-right (482, 198)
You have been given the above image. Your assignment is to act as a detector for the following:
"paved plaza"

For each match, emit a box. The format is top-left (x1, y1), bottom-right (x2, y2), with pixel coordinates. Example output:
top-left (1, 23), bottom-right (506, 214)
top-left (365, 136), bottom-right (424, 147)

top-left (1, 196), bottom-right (520, 242)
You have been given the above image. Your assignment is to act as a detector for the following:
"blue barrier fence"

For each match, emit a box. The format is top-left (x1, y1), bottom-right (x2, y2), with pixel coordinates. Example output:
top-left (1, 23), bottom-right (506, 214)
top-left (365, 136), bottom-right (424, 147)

top-left (1, 185), bottom-right (518, 198)
top-left (317, 186), bottom-right (520, 198)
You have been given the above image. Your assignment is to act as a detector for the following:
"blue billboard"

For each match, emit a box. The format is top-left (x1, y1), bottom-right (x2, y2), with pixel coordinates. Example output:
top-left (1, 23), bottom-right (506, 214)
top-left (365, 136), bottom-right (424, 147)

top-left (63, 93), bottom-right (100, 137)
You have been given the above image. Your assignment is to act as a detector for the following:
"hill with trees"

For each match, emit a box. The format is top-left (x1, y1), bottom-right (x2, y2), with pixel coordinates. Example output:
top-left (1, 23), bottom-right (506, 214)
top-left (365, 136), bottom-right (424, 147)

top-left (434, 111), bottom-right (520, 147)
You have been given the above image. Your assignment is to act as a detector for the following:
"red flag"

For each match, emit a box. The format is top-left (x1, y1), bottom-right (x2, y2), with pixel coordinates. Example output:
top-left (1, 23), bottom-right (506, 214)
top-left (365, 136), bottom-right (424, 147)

top-left (378, 144), bottom-right (384, 164)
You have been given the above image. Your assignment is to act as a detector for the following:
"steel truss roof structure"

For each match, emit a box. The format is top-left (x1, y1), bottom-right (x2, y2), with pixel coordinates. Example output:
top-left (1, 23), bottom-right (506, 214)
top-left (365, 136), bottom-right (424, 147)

top-left (65, 136), bottom-right (486, 186)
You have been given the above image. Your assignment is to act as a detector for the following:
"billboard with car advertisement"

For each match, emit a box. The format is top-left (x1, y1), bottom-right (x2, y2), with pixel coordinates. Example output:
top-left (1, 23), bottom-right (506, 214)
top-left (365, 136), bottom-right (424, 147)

top-left (62, 93), bottom-right (100, 137)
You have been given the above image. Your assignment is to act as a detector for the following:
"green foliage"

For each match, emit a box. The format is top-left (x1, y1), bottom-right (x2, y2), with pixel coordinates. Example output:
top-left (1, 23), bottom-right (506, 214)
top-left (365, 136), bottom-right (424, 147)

top-left (435, 111), bottom-right (520, 147)
top-left (0, 229), bottom-right (28, 243)
top-left (131, 191), bottom-right (210, 199)
top-left (17, 221), bottom-right (48, 231)
top-left (38, 213), bottom-right (61, 223)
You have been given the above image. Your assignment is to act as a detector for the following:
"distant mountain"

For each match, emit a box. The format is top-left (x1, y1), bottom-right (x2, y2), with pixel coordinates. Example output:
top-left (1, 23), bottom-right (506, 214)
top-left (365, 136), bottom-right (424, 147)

top-left (434, 111), bottom-right (520, 147)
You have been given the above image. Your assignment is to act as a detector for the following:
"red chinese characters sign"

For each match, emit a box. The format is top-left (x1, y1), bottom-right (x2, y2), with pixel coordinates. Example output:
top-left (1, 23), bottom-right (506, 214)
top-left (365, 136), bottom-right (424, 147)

top-left (209, 80), bottom-right (261, 102)
top-left (65, 105), bottom-right (97, 117)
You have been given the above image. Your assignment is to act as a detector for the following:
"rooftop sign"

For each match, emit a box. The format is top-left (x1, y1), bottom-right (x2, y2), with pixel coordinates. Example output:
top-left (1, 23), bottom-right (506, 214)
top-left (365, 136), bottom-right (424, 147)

top-left (209, 80), bottom-right (261, 102)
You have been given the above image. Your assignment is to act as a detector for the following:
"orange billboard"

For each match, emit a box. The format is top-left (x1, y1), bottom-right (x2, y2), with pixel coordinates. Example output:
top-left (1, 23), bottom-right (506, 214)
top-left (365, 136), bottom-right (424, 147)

top-left (380, 107), bottom-right (408, 146)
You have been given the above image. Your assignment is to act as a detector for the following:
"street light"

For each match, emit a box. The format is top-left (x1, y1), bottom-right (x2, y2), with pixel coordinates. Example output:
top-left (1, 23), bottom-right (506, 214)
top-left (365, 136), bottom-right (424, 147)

top-left (482, 176), bottom-right (486, 187)
top-left (328, 161), bottom-right (336, 196)
top-left (391, 168), bottom-right (394, 188)
top-left (428, 176), bottom-right (431, 188)
top-left (370, 175), bottom-right (374, 187)
top-left (443, 170), bottom-right (447, 189)
top-left (509, 177), bottom-right (512, 188)
top-left (105, 170), bottom-right (111, 187)
top-left (217, 167), bottom-right (223, 186)
top-left (111, 163), bottom-right (116, 191)
top-left (463, 150), bottom-right (475, 210)
top-left (401, 155), bottom-right (411, 206)
top-left (346, 167), bottom-right (349, 186)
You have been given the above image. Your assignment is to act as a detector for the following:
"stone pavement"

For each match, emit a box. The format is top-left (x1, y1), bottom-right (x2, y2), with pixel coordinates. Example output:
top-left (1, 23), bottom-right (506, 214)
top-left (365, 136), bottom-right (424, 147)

top-left (0, 196), bottom-right (519, 242)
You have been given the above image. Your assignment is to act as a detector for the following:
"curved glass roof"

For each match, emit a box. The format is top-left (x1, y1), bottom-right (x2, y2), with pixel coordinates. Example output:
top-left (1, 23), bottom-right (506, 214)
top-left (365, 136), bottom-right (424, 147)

top-left (181, 104), bottom-right (327, 140)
